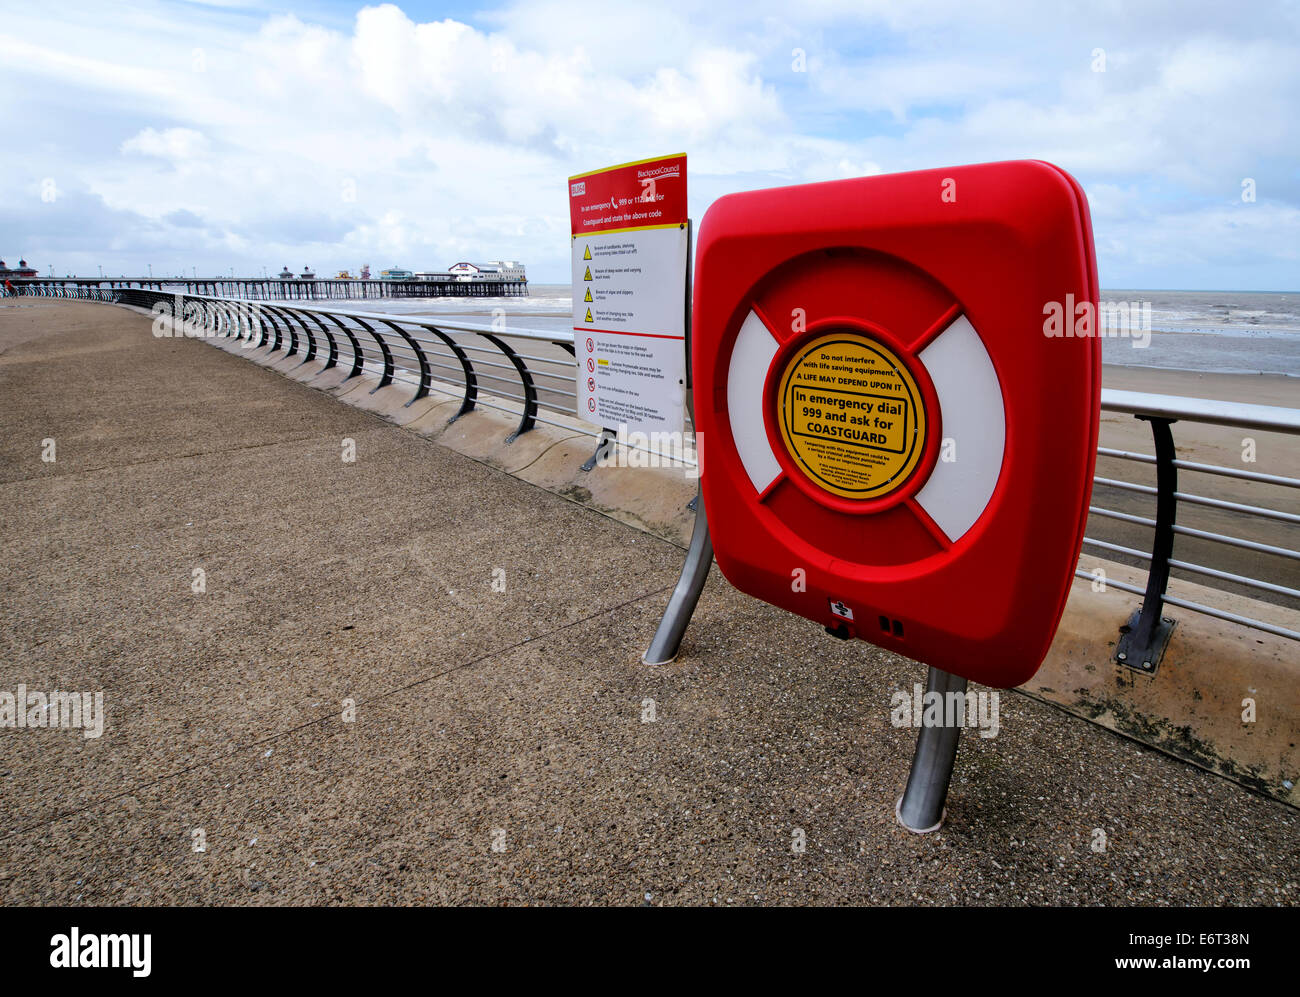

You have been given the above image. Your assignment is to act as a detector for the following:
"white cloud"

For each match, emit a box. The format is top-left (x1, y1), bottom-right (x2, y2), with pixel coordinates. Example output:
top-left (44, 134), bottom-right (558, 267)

top-left (0, 0), bottom-right (1296, 287)
top-left (122, 127), bottom-right (210, 160)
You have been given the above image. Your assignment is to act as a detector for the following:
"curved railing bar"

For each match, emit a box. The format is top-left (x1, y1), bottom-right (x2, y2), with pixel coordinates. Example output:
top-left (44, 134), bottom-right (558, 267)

top-left (482, 332), bottom-right (537, 441)
top-left (258, 306), bottom-right (281, 351)
top-left (207, 300), bottom-right (224, 338)
top-left (322, 313), bottom-right (365, 377)
top-left (167, 294), bottom-right (187, 334)
top-left (201, 299), bottom-right (221, 338)
top-left (349, 316), bottom-right (393, 387)
top-left (228, 300), bottom-right (254, 346)
top-left (222, 299), bottom-right (246, 343)
top-left (273, 305), bottom-right (318, 364)
top-left (190, 299), bottom-right (206, 337)
top-left (283, 305), bottom-right (321, 363)
top-left (238, 304), bottom-right (258, 346)
top-left (414, 323), bottom-right (477, 420)
top-left (258, 303), bottom-right (291, 350)
top-left (295, 308), bottom-right (336, 368)
top-left (225, 302), bottom-right (247, 341)
top-left (237, 303), bottom-right (259, 347)
top-left (377, 319), bottom-right (431, 404)
top-left (265, 304), bottom-right (300, 357)
top-left (177, 296), bottom-right (197, 337)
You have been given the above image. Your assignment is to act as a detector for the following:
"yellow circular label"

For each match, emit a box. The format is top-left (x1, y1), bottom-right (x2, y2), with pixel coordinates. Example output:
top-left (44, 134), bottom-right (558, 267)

top-left (776, 332), bottom-right (927, 500)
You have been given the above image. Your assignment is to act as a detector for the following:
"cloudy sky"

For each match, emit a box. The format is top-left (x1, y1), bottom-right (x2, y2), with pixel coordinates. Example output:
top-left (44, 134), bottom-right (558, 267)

top-left (1, 0), bottom-right (1297, 288)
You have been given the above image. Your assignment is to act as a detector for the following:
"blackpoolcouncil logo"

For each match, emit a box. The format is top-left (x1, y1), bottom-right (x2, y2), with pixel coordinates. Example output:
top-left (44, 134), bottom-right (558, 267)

top-left (891, 683), bottom-right (1001, 738)
top-left (49, 928), bottom-right (151, 977)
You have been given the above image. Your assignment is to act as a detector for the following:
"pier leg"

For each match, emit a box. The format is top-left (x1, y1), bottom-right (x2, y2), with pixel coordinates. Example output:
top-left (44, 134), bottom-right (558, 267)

top-left (896, 666), bottom-right (967, 833)
top-left (642, 479), bottom-right (713, 665)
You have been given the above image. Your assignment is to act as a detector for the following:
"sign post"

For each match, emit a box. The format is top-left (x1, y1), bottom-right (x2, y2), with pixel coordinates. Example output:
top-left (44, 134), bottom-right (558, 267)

top-left (568, 154), bottom-right (689, 437)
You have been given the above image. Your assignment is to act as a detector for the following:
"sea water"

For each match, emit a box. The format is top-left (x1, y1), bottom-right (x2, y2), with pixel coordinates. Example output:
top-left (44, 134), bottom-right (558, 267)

top-left (264, 285), bottom-right (1300, 377)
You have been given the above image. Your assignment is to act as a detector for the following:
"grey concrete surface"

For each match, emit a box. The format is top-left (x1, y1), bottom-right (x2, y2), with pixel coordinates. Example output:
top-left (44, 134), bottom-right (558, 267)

top-left (0, 299), bottom-right (1296, 905)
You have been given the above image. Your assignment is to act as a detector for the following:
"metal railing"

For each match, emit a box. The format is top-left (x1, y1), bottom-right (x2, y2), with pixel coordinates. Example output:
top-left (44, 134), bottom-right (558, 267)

top-left (10, 284), bottom-right (1296, 662)
top-left (46, 286), bottom-right (586, 443)
top-left (1085, 391), bottom-right (1299, 669)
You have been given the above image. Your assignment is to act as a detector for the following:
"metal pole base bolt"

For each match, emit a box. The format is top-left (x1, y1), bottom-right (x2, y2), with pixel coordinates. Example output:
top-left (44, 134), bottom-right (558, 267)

top-left (896, 666), bottom-right (968, 834)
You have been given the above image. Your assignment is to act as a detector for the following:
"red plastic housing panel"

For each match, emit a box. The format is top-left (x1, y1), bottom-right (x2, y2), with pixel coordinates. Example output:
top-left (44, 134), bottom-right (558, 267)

top-left (693, 160), bottom-right (1100, 688)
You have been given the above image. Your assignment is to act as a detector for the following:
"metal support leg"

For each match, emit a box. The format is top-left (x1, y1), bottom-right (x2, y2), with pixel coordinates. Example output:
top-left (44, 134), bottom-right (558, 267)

top-left (581, 428), bottom-right (616, 472)
top-left (642, 478), bottom-right (713, 665)
top-left (896, 666), bottom-right (967, 833)
top-left (1115, 415), bottom-right (1178, 674)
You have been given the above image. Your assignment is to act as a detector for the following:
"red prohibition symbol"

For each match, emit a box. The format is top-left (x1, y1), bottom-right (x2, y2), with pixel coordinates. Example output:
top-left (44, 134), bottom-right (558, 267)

top-left (587, 397), bottom-right (596, 412)
top-left (586, 358), bottom-right (595, 372)
top-left (585, 338), bottom-right (595, 353)
top-left (587, 377), bottom-right (596, 392)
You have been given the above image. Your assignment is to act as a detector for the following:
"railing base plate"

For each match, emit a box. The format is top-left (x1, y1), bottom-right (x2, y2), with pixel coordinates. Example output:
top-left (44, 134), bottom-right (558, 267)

top-left (1116, 610), bottom-right (1176, 675)
top-left (581, 431), bottom-right (615, 472)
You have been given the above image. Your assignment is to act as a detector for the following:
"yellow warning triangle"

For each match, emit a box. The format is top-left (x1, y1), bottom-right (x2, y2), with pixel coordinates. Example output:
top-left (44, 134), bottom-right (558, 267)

top-left (583, 266), bottom-right (592, 281)
top-left (582, 245), bottom-right (592, 261)
top-left (584, 308), bottom-right (594, 323)
top-left (583, 288), bottom-right (592, 302)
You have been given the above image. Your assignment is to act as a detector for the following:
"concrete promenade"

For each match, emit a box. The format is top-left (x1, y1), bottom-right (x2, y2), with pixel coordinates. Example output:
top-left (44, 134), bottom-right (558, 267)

top-left (1, 299), bottom-right (1296, 905)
